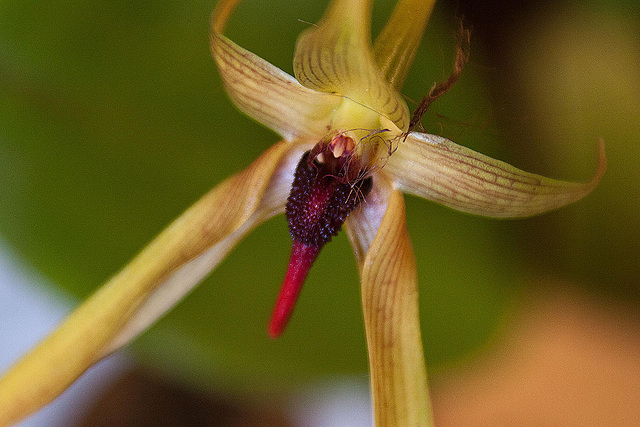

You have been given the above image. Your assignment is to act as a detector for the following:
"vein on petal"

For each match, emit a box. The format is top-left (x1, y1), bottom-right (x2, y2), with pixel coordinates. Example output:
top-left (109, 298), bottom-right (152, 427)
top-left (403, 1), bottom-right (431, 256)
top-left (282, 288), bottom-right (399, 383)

top-left (293, 0), bottom-right (410, 131)
top-left (347, 177), bottom-right (433, 426)
top-left (211, 2), bottom-right (340, 142)
top-left (386, 132), bottom-right (606, 218)
top-left (374, 0), bottom-right (436, 89)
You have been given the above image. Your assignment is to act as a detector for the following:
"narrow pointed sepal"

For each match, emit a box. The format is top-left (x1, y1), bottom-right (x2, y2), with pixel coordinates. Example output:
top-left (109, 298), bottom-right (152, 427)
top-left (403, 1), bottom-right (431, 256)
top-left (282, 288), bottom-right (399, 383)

top-left (373, 0), bottom-right (436, 89)
top-left (346, 177), bottom-right (433, 426)
top-left (386, 132), bottom-right (606, 218)
top-left (268, 241), bottom-right (319, 338)
top-left (0, 141), bottom-right (300, 426)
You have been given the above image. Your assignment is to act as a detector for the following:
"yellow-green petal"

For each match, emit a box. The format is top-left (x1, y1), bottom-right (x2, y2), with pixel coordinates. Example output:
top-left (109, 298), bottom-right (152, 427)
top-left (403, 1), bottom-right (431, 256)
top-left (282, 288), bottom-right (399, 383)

top-left (386, 132), bottom-right (606, 218)
top-left (293, 0), bottom-right (410, 131)
top-left (211, 0), bottom-right (341, 142)
top-left (346, 176), bottom-right (433, 427)
top-left (373, 0), bottom-right (436, 89)
top-left (0, 141), bottom-right (302, 425)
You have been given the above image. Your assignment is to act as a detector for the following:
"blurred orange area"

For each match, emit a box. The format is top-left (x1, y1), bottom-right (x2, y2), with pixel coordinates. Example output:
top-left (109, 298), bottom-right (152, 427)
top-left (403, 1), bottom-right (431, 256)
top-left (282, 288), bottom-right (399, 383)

top-left (433, 283), bottom-right (640, 426)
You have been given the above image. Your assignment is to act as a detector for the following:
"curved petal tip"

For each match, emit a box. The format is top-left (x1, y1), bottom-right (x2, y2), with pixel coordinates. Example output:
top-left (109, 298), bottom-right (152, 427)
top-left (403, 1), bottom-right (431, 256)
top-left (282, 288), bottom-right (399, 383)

top-left (592, 137), bottom-right (607, 186)
top-left (387, 133), bottom-right (607, 218)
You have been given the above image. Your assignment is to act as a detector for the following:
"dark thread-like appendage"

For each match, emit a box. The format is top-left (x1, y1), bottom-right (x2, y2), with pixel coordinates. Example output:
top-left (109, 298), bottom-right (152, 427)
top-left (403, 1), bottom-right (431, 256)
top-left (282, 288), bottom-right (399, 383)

top-left (404, 23), bottom-right (471, 140)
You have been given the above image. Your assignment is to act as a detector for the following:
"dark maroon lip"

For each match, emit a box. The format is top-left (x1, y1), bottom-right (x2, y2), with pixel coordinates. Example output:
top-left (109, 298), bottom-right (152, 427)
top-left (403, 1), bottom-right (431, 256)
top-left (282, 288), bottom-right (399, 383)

top-left (268, 150), bottom-right (373, 338)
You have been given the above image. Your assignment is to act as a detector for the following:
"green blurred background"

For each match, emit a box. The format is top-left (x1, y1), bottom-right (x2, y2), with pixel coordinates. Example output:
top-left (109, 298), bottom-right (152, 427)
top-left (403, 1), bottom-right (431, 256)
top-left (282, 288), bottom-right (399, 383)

top-left (1, 0), bottom-right (638, 421)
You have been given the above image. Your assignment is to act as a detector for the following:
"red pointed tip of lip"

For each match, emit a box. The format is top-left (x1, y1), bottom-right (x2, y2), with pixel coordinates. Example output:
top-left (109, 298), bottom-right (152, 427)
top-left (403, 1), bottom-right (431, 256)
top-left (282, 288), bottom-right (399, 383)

top-left (268, 240), bottom-right (320, 338)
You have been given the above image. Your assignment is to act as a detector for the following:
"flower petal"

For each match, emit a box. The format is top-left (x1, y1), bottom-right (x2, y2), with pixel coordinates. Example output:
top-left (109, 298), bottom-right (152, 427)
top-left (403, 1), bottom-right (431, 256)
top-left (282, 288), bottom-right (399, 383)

top-left (292, 0), bottom-right (410, 131)
top-left (0, 141), bottom-right (305, 425)
top-left (373, 0), bottom-right (436, 89)
top-left (210, 0), bottom-right (341, 142)
top-left (345, 176), bottom-right (433, 426)
top-left (386, 132), bottom-right (606, 218)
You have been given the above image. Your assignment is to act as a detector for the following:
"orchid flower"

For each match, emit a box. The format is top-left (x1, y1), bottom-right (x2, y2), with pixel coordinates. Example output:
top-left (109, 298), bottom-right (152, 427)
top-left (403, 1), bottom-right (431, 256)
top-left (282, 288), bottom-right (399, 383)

top-left (0, 0), bottom-right (605, 425)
